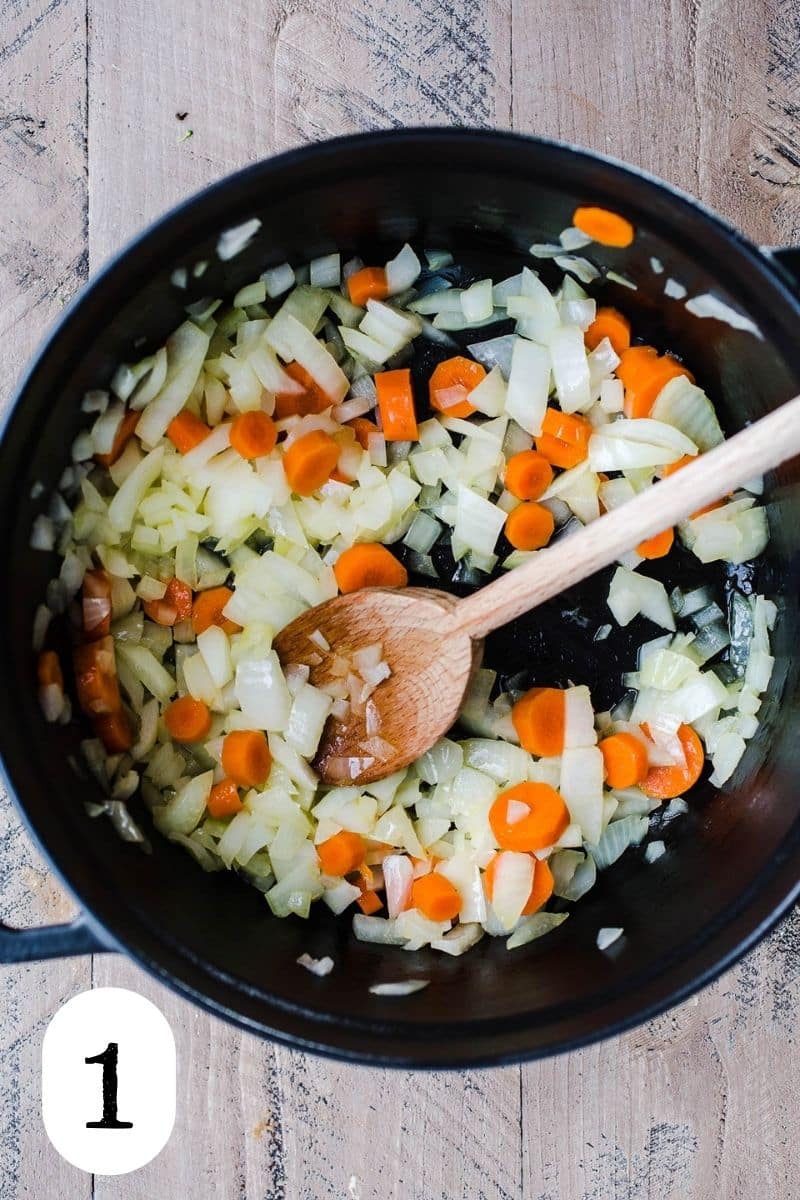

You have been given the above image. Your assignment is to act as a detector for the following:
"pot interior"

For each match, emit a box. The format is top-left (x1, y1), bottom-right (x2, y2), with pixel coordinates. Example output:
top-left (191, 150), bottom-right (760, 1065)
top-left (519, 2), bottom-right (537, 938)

top-left (2, 132), bottom-right (799, 1063)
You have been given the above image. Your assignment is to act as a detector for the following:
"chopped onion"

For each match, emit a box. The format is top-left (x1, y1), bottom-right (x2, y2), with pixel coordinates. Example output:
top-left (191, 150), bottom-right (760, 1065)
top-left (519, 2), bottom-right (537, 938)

top-left (217, 217), bottom-right (261, 261)
top-left (596, 926), bottom-right (623, 950)
top-left (506, 338), bottom-right (550, 435)
top-left (685, 293), bottom-right (762, 338)
top-left (608, 567), bottom-right (676, 631)
top-left (261, 262), bottom-right (295, 297)
top-left (467, 334), bottom-right (516, 379)
top-left (385, 243), bottom-right (421, 294)
top-left (309, 253), bottom-right (341, 288)
top-left (507, 911), bottom-right (568, 950)
top-left (369, 979), bottom-right (429, 996)
top-left (297, 952), bottom-right (334, 977)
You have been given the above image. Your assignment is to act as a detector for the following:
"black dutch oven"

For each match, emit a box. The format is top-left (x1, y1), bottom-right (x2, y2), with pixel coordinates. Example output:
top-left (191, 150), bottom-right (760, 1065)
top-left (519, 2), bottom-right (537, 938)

top-left (1, 129), bottom-right (798, 1067)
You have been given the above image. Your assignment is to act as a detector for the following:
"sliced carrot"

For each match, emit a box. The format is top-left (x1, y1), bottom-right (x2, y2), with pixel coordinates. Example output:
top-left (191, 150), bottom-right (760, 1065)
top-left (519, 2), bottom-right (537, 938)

top-left (230, 411), bottom-right (277, 460)
top-left (661, 453), bottom-right (725, 518)
top-left (95, 408), bottom-right (140, 468)
top-left (584, 306), bottom-right (631, 355)
top-left (572, 205), bottom-right (635, 248)
top-left (144, 577), bottom-right (193, 627)
top-left (207, 779), bottom-right (243, 819)
top-left (166, 409), bottom-right (212, 453)
top-left (489, 782), bottom-right (569, 852)
top-left (82, 568), bottom-right (112, 641)
top-left (410, 873), bottom-right (461, 922)
top-left (347, 266), bottom-right (389, 308)
top-left (511, 687), bottom-right (565, 757)
top-left (93, 710), bottom-right (134, 754)
top-left (164, 695), bottom-right (212, 743)
top-left (73, 636), bottom-right (121, 716)
top-left (192, 587), bottom-right (240, 636)
top-left (356, 886), bottom-right (383, 915)
top-left (636, 527), bottom-right (674, 559)
top-left (222, 730), bottom-right (272, 789)
top-left (317, 830), bottom-right (366, 876)
top-left (274, 361), bottom-right (331, 419)
top-left (599, 732), bottom-right (649, 789)
top-left (333, 543), bottom-right (408, 593)
top-left (428, 356), bottom-right (485, 418)
top-left (616, 346), bottom-right (694, 419)
top-left (535, 407), bottom-right (592, 469)
top-left (37, 649), bottom-right (63, 690)
top-left (641, 723), bottom-right (705, 799)
top-left (504, 502), bottom-right (555, 551)
top-left (375, 368), bottom-right (418, 441)
top-left (504, 450), bottom-right (553, 501)
top-left (523, 857), bottom-right (555, 915)
top-left (348, 417), bottom-right (379, 450)
top-left (283, 429), bottom-right (339, 495)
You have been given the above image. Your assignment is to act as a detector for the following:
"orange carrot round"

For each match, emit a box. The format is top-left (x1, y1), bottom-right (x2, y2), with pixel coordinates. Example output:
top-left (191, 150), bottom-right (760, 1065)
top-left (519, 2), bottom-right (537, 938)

top-left (230, 411), bottom-right (277, 459)
top-left (636, 527), bottom-right (674, 559)
top-left (347, 266), bottom-right (389, 308)
top-left (207, 779), bottom-right (243, 819)
top-left (641, 724), bottom-right (705, 799)
top-left (283, 429), bottom-right (340, 495)
top-left (93, 710), bottom-right (134, 754)
top-left (511, 687), bottom-right (566, 757)
top-left (572, 205), bottom-right (635, 247)
top-left (523, 857), bottom-right (555, 915)
top-left (144, 577), bottom-right (193, 627)
top-left (375, 368), bottom-right (418, 441)
top-left (617, 346), bottom-right (694, 419)
top-left (535, 407), bottom-right (591, 469)
top-left (221, 730), bottom-right (272, 789)
top-left (333, 544), bottom-right (408, 593)
top-left (504, 450), bottom-right (553, 500)
top-left (167, 410), bottom-right (211, 453)
top-left (428, 356), bottom-right (485, 418)
top-left (410, 873), bottom-right (461, 922)
top-left (192, 587), bottom-right (240, 636)
top-left (164, 695), bottom-right (212, 742)
top-left (95, 408), bottom-right (140, 467)
top-left (489, 782), bottom-right (569, 852)
top-left (599, 732), bottom-right (649, 789)
top-left (317, 830), bottom-right (366, 876)
top-left (584, 306), bottom-right (631, 355)
top-left (73, 637), bottom-right (121, 716)
top-left (504, 502), bottom-right (555, 551)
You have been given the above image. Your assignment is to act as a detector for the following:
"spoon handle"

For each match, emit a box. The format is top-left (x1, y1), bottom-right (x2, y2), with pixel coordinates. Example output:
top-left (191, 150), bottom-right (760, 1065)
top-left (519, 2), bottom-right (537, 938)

top-left (451, 393), bottom-right (800, 641)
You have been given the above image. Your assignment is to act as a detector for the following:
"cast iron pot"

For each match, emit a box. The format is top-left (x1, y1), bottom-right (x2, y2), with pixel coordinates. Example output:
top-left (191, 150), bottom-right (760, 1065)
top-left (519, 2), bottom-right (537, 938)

top-left (1, 129), bottom-right (799, 1068)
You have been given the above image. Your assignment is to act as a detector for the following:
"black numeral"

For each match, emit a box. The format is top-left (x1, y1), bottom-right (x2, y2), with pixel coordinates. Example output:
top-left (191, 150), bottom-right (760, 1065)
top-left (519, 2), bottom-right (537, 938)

top-left (85, 1042), bottom-right (133, 1129)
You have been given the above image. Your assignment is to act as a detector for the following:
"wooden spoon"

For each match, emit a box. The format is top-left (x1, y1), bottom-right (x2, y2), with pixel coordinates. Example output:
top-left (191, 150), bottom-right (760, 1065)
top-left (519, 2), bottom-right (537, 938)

top-left (275, 394), bottom-right (800, 785)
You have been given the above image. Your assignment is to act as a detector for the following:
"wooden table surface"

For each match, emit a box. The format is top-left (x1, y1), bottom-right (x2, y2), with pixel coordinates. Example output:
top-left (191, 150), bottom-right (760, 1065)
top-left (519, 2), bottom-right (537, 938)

top-left (2, 1), bottom-right (799, 1196)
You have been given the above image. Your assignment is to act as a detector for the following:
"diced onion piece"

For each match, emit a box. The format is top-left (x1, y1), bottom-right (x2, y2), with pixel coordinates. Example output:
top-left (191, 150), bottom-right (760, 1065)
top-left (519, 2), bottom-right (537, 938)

top-left (506, 338), bottom-right (550, 436)
top-left (506, 911), bottom-right (568, 950)
top-left (309, 253), bottom-right (341, 288)
top-left (564, 685), bottom-right (597, 748)
top-left (596, 926), bottom-right (624, 950)
top-left (461, 279), bottom-right (494, 323)
top-left (369, 980), bottom-right (429, 995)
top-left (650, 375), bottom-right (724, 451)
top-left (217, 217), bottom-right (261, 261)
top-left (261, 262), bottom-right (295, 297)
top-left (685, 293), bottom-right (762, 338)
top-left (467, 335), bottom-right (516, 379)
top-left (488, 851), bottom-right (534, 932)
top-left (560, 747), bottom-right (604, 844)
top-left (608, 567), bottom-right (676, 631)
top-left (235, 651), bottom-right (292, 731)
top-left (453, 486), bottom-right (506, 559)
top-left (297, 952), bottom-right (334, 976)
top-left (385, 243), bottom-right (421, 294)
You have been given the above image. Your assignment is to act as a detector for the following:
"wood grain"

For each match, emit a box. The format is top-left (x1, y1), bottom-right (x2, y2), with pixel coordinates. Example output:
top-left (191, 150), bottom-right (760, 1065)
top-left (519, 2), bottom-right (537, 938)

top-left (1, 1), bottom-right (799, 1198)
top-left (0, 1), bottom-right (91, 1196)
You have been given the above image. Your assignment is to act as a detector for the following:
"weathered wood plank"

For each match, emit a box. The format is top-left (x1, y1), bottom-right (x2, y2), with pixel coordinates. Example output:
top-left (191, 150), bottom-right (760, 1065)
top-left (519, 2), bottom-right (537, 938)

top-left (0, 0), bottom-right (91, 1195)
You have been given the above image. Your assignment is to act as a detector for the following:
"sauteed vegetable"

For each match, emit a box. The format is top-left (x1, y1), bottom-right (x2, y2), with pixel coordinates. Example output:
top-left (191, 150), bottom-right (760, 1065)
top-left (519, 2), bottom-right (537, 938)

top-left (31, 214), bottom-right (775, 956)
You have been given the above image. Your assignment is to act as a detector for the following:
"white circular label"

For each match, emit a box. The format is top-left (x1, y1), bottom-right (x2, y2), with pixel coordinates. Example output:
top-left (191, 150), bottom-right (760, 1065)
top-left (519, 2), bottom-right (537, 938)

top-left (41, 986), bottom-right (176, 1175)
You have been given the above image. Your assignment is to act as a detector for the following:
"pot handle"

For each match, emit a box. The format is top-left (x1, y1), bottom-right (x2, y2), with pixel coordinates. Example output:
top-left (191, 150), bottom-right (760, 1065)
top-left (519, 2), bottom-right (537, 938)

top-left (763, 246), bottom-right (800, 292)
top-left (0, 913), bottom-right (111, 962)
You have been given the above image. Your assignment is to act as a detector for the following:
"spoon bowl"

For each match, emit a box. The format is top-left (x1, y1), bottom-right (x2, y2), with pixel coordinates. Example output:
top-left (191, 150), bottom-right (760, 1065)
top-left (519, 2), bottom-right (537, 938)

top-left (273, 587), bottom-right (480, 784)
